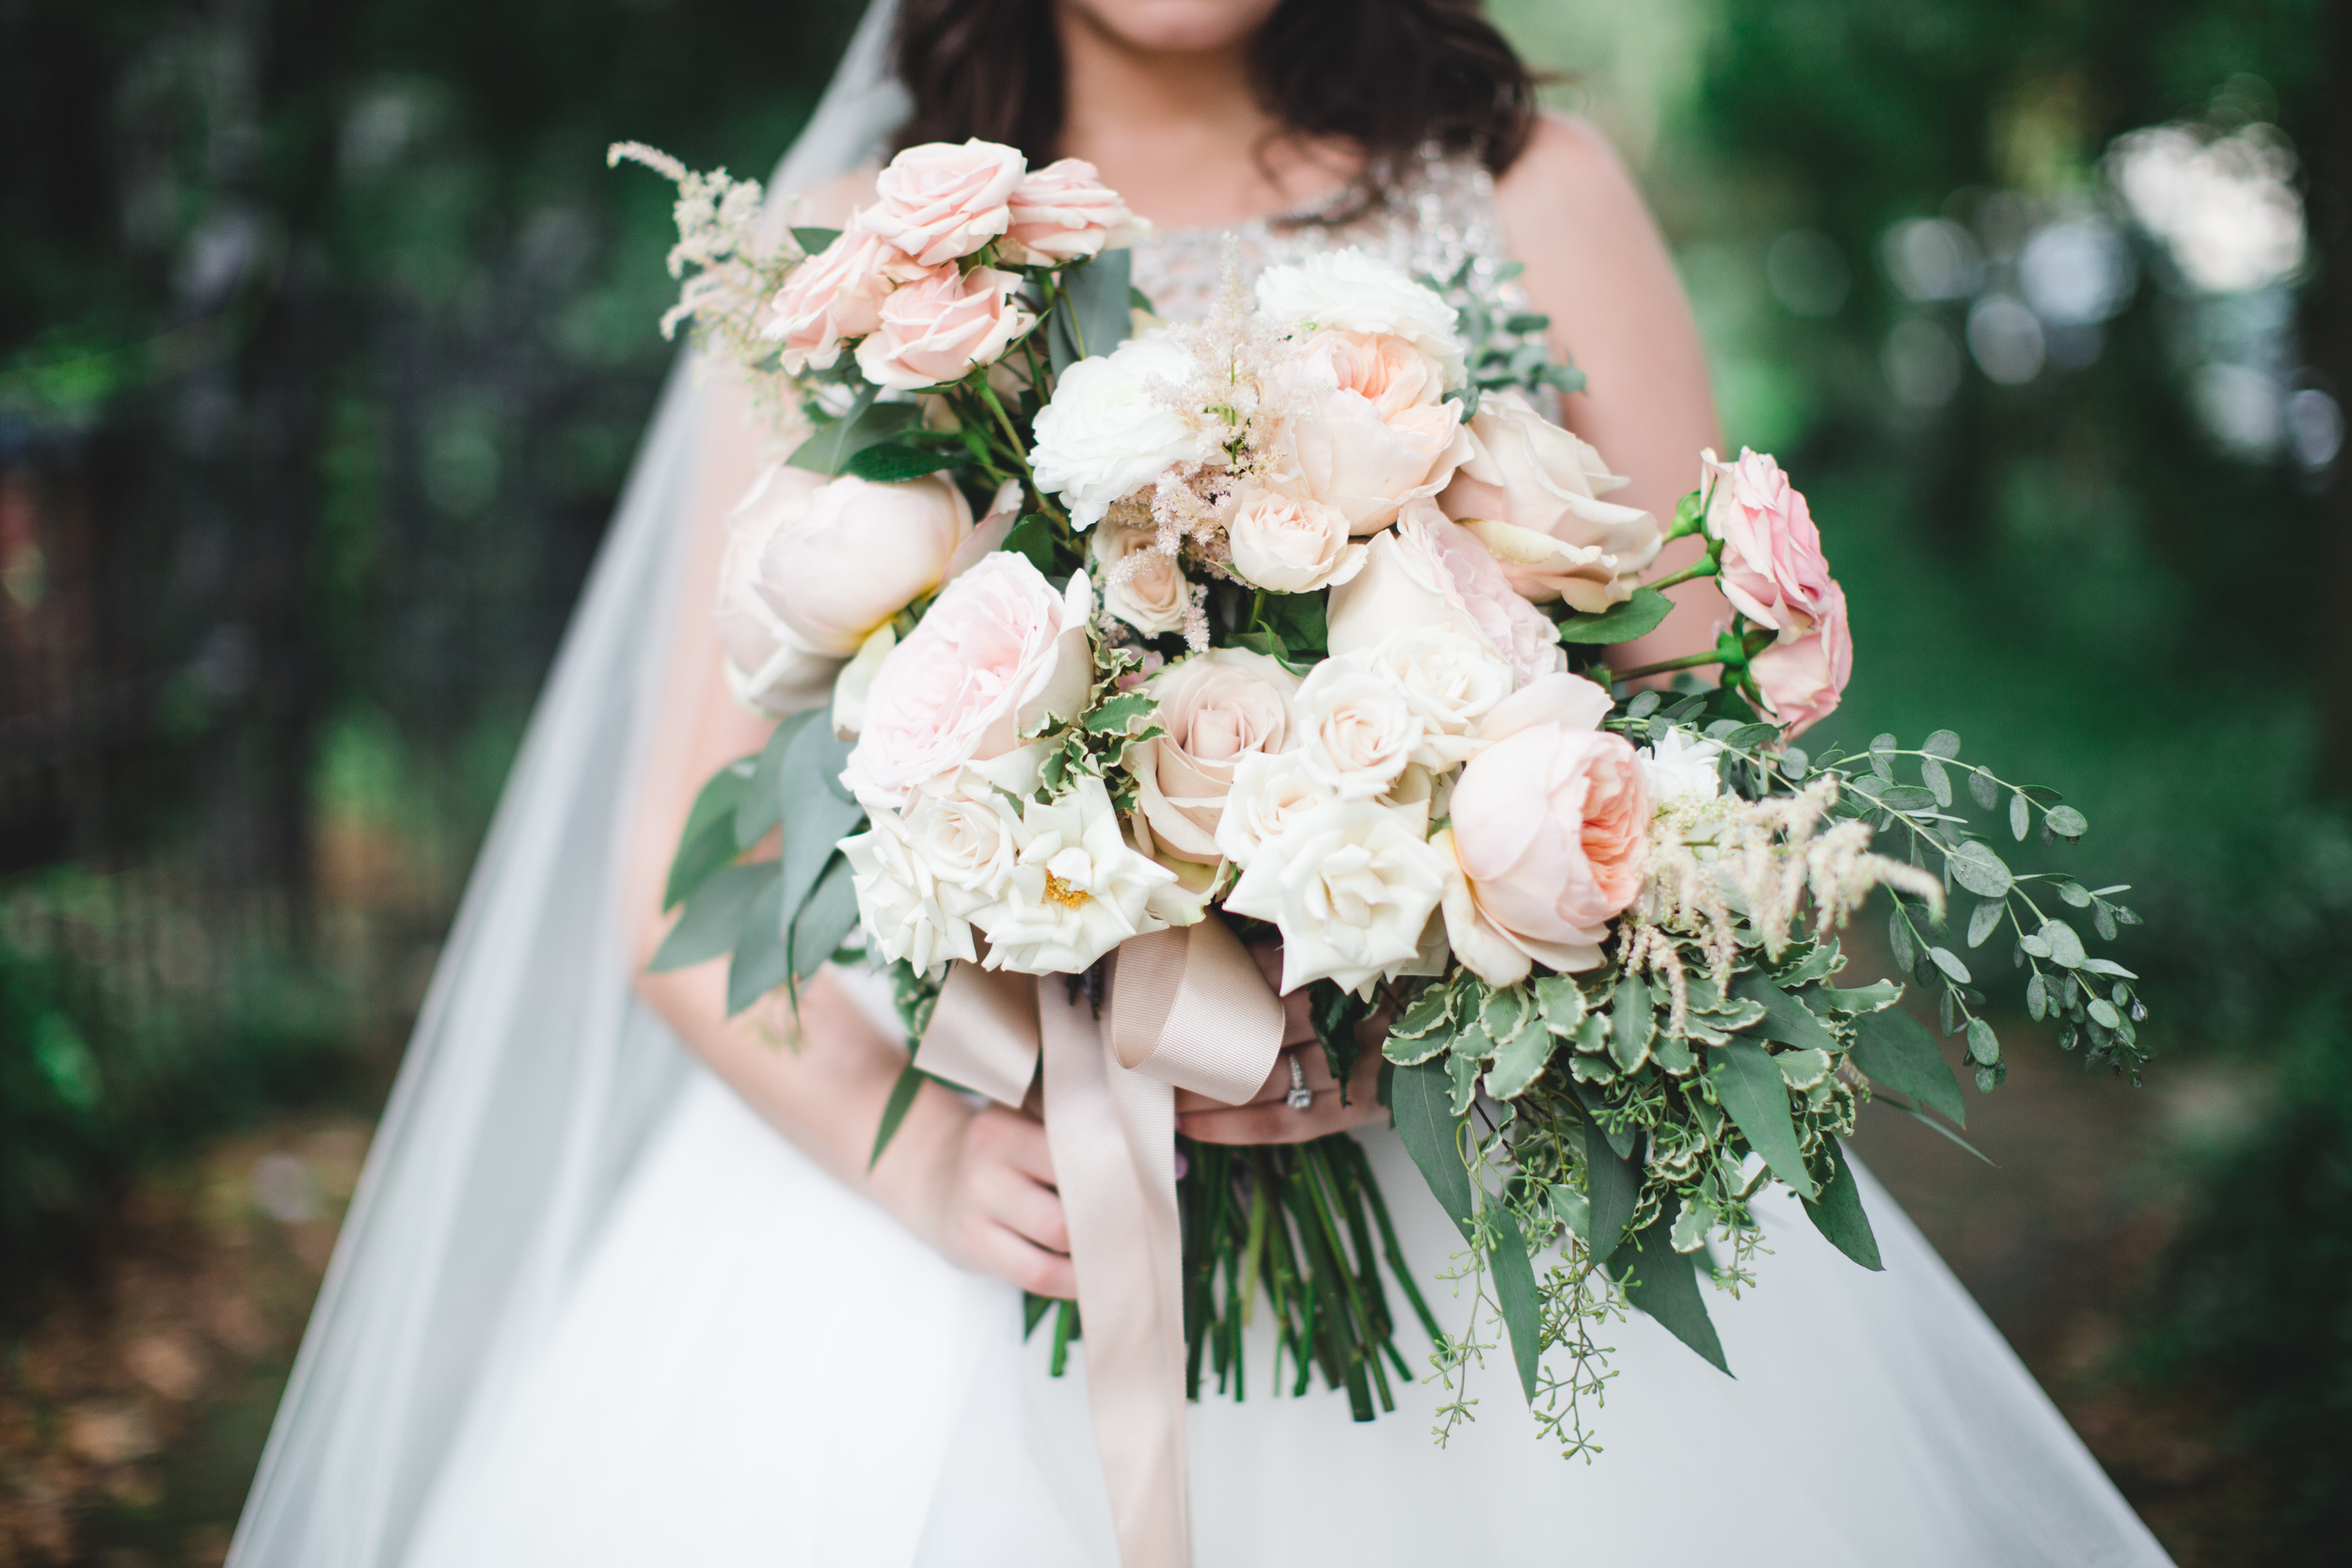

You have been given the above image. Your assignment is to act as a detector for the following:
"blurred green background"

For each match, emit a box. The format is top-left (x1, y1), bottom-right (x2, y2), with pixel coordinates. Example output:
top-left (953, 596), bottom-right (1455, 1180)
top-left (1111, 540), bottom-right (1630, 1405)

top-left (0, 0), bottom-right (2344, 1562)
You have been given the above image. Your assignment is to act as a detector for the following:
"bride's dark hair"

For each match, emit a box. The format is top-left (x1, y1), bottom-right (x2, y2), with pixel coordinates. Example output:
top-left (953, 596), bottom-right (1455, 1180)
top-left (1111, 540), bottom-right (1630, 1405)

top-left (890, 0), bottom-right (1538, 187)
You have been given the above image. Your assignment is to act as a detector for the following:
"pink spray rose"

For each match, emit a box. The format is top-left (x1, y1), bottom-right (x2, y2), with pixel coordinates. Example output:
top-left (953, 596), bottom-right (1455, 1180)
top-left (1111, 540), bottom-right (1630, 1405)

top-left (1440, 725), bottom-right (1648, 985)
top-left (855, 264), bottom-right (1036, 391)
top-left (1704, 447), bottom-right (1836, 637)
top-left (1439, 390), bottom-right (1661, 611)
top-left (766, 224), bottom-right (924, 373)
top-left (860, 139), bottom-right (1026, 267)
top-left (1748, 579), bottom-right (1851, 738)
top-left (840, 553), bottom-right (1093, 809)
top-left (1269, 330), bottom-right (1471, 534)
top-left (1000, 158), bottom-right (1145, 265)
top-left (1326, 503), bottom-right (1566, 688)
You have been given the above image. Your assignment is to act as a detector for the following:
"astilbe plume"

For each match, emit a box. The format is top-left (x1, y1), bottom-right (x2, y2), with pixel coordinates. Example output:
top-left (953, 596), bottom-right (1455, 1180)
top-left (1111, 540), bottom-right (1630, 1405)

top-left (607, 142), bottom-right (802, 365)
top-left (1624, 774), bottom-right (1946, 1037)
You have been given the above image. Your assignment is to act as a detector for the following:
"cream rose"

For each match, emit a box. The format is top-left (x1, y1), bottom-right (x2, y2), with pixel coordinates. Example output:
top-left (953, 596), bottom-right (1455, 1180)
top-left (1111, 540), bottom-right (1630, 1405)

top-left (1089, 515), bottom-right (1191, 637)
top-left (1439, 390), bottom-right (1662, 610)
top-left (840, 553), bottom-right (1094, 809)
top-left (1268, 330), bottom-right (1470, 534)
top-left (1327, 504), bottom-right (1566, 687)
top-left (723, 467), bottom-right (975, 662)
top-left (1213, 749), bottom-right (1336, 870)
top-left (1253, 247), bottom-right (1468, 385)
top-left (1293, 661), bottom-right (1422, 800)
top-left (1030, 330), bottom-right (1198, 530)
top-left (841, 803), bottom-right (974, 979)
top-left (1440, 725), bottom-right (1648, 986)
top-left (860, 139), bottom-right (1025, 267)
top-left (971, 777), bottom-right (1177, 974)
top-left (1222, 798), bottom-right (1450, 995)
top-left (1748, 580), bottom-right (1851, 738)
top-left (855, 264), bottom-right (1036, 392)
top-left (1224, 484), bottom-right (1364, 594)
top-left (1133, 648), bottom-right (1301, 862)
top-left (1352, 626), bottom-right (1513, 768)
top-left (1704, 447), bottom-right (1836, 637)
top-left (713, 467), bottom-right (843, 716)
top-left (1000, 157), bottom-right (1145, 265)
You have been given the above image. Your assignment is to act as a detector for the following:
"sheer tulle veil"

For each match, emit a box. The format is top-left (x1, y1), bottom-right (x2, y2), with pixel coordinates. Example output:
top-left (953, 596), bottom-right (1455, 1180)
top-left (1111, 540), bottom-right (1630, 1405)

top-left (226, 6), bottom-right (905, 1562)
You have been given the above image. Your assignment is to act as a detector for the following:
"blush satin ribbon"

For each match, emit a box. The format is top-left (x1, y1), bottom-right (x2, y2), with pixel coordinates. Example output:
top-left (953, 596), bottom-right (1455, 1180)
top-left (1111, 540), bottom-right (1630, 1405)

top-left (920, 916), bottom-right (1287, 1568)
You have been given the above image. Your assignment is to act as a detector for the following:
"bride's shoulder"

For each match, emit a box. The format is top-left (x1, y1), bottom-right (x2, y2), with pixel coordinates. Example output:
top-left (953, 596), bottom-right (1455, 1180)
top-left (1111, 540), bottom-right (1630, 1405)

top-left (792, 163), bottom-right (882, 230)
top-left (1490, 111), bottom-right (1684, 320)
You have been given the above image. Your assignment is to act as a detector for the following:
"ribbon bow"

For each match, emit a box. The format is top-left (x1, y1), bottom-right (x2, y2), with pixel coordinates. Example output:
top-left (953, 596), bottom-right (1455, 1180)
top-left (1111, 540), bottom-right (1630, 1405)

top-left (921, 915), bottom-right (1287, 1568)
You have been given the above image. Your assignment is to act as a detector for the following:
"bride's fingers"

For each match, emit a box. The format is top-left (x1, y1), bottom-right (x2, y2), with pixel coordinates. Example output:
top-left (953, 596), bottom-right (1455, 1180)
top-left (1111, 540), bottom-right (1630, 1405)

top-left (1171, 1046), bottom-right (1337, 1116)
top-left (976, 1223), bottom-right (1076, 1299)
top-left (1177, 1050), bottom-right (1385, 1145)
top-left (971, 1103), bottom-right (1057, 1186)
top-left (985, 1164), bottom-right (1072, 1256)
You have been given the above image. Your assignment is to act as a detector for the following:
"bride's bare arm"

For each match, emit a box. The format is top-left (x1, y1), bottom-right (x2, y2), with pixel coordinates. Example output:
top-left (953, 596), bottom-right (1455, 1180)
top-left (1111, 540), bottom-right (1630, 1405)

top-left (1496, 113), bottom-right (1730, 670)
top-left (624, 364), bottom-right (1074, 1299)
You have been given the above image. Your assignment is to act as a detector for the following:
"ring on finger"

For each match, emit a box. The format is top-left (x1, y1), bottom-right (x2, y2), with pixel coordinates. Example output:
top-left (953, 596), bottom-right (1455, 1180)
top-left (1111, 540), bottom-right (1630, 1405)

top-left (1285, 1051), bottom-right (1312, 1112)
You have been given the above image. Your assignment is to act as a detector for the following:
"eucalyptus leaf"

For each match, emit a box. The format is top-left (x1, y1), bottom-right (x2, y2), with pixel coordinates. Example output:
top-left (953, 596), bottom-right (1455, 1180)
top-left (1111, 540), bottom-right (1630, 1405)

top-left (790, 226), bottom-right (842, 254)
top-left (777, 719), bottom-right (866, 931)
top-left (1613, 1204), bottom-right (1730, 1375)
top-left (738, 712), bottom-right (815, 848)
top-left (1965, 1017), bottom-right (2000, 1066)
top-left (650, 861), bottom-right (775, 973)
top-left (2039, 920), bottom-right (2087, 969)
top-left (1920, 755), bottom-right (1952, 806)
top-left (1923, 729), bottom-right (1962, 759)
top-left (2045, 804), bottom-right (2089, 838)
top-left (787, 383), bottom-right (919, 476)
top-left (1948, 840), bottom-right (2013, 899)
top-left (1554, 586), bottom-right (1672, 644)
top-left (842, 440), bottom-right (963, 483)
top-left (1851, 1007), bottom-right (1965, 1125)
top-left (1574, 1082), bottom-right (1636, 1161)
top-left (727, 872), bottom-right (790, 1014)
top-left (1968, 767), bottom-right (2000, 810)
top-left (1802, 1138), bottom-right (1883, 1270)
top-left (1713, 1040), bottom-right (1817, 1199)
top-left (1393, 1059), bottom-right (1476, 1243)
top-left (1929, 946), bottom-right (1972, 985)
top-left (1048, 247), bottom-right (1136, 372)
top-left (787, 850), bottom-right (860, 983)
top-left (1488, 1207), bottom-right (1544, 1402)
top-left (1965, 898), bottom-right (2005, 949)
top-left (1584, 1120), bottom-right (1640, 1265)
top-left (868, 1059), bottom-right (927, 1170)
top-left (2010, 793), bottom-right (2031, 841)
top-left (666, 755), bottom-right (756, 910)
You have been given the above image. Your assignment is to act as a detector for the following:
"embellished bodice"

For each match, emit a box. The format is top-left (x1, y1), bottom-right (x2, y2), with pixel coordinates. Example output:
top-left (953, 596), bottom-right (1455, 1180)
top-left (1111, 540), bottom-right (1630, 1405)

top-left (1127, 150), bottom-right (1524, 325)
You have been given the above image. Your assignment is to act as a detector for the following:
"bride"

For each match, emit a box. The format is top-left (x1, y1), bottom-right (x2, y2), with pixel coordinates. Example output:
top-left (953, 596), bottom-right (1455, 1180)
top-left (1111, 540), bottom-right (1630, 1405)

top-left (230, 2), bottom-right (2174, 1564)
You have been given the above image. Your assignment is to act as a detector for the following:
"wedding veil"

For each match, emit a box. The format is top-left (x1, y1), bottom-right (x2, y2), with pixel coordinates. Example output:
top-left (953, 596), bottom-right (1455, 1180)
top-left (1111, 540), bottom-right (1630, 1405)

top-left (227, 5), bottom-right (906, 1562)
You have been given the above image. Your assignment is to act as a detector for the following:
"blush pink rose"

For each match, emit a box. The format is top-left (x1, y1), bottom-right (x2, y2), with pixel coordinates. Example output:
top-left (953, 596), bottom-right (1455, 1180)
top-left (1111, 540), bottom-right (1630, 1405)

top-left (840, 554), bottom-right (1094, 809)
top-left (1439, 389), bottom-right (1661, 611)
top-left (724, 467), bottom-right (975, 658)
top-left (854, 264), bottom-right (1037, 391)
top-left (1000, 158), bottom-right (1145, 265)
top-left (1270, 330), bottom-right (1471, 534)
top-left (1705, 447), bottom-right (1835, 637)
top-left (1443, 725), bottom-right (1647, 982)
top-left (1326, 503), bottom-right (1565, 688)
top-left (767, 224), bottom-right (925, 373)
top-left (860, 139), bottom-right (1026, 267)
top-left (1134, 648), bottom-right (1301, 862)
top-left (1748, 579), bottom-right (1851, 738)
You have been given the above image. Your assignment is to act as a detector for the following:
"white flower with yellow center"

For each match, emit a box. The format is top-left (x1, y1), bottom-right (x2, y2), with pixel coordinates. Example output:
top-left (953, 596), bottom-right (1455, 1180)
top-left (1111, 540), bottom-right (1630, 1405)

top-left (972, 777), bottom-right (1178, 974)
top-left (1221, 797), bottom-right (1448, 995)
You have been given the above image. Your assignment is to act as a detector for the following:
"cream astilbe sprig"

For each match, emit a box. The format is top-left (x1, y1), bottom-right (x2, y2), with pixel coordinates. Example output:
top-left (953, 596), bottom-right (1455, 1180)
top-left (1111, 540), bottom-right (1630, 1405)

top-left (608, 141), bottom-right (803, 366)
top-left (1627, 774), bottom-right (1946, 1038)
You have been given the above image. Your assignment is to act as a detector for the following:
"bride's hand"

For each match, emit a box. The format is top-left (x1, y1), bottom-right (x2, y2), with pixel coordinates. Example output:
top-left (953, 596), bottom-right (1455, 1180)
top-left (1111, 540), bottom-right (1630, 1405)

top-left (1173, 1043), bottom-right (1387, 1145)
top-left (910, 1102), bottom-right (1078, 1300)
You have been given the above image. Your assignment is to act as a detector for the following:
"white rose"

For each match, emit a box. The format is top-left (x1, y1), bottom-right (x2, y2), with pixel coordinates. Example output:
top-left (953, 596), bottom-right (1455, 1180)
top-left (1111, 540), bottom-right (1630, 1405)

top-left (1253, 247), bottom-right (1467, 385)
top-left (1439, 390), bottom-right (1662, 611)
top-left (1293, 661), bottom-right (1422, 800)
top-left (1224, 484), bottom-right (1365, 594)
top-left (1089, 515), bottom-right (1192, 637)
top-left (971, 778), bottom-right (1178, 974)
top-left (1221, 797), bottom-right (1449, 994)
top-left (1265, 330), bottom-right (1470, 535)
top-left (1135, 648), bottom-right (1301, 863)
top-left (1639, 728), bottom-right (1723, 805)
top-left (1351, 626), bottom-right (1513, 769)
top-left (841, 804), bottom-right (976, 980)
top-left (840, 554), bottom-right (1095, 810)
top-left (1030, 330), bottom-right (1198, 531)
top-left (1213, 748), bottom-right (1336, 870)
top-left (1326, 504), bottom-right (1566, 688)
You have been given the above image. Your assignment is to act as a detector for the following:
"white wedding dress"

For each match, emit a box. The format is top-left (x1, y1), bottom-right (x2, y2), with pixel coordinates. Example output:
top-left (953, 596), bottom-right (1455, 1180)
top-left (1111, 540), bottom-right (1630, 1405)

top-left (228, 6), bottom-right (2173, 1564)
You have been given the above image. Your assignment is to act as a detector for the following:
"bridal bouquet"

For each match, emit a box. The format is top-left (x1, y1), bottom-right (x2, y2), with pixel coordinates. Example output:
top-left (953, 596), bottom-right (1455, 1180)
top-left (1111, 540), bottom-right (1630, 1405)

top-left (620, 138), bottom-right (2153, 1457)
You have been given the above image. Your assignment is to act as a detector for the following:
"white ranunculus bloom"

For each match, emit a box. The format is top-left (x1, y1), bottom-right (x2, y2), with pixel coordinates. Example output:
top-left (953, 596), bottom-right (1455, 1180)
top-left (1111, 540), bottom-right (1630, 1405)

top-left (840, 804), bottom-right (976, 981)
top-left (1350, 626), bottom-right (1512, 769)
top-left (1029, 330), bottom-right (1199, 531)
top-left (1638, 728), bottom-right (1724, 806)
top-left (1253, 247), bottom-right (1467, 386)
top-left (972, 778), bottom-right (1177, 974)
top-left (1214, 748), bottom-right (1336, 870)
top-left (1292, 661), bottom-right (1422, 800)
top-left (1222, 797), bottom-right (1449, 995)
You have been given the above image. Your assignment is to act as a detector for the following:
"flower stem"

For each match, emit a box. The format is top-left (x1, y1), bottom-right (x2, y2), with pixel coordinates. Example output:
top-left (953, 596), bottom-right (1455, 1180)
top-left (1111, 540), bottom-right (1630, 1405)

top-left (1644, 554), bottom-right (1719, 594)
top-left (1613, 649), bottom-right (1724, 681)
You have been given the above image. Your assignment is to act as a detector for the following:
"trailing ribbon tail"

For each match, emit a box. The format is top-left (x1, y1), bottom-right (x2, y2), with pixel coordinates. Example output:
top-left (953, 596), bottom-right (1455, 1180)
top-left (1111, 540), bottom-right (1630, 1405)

top-left (920, 918), bottom-right (1286, 1568)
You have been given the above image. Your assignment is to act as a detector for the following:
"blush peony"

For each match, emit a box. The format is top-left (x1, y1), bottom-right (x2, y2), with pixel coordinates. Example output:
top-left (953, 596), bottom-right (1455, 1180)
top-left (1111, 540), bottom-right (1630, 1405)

top-left (1326, 504), bottom-right (1566, 688)
top-left (1267, 330), bottom-right (1470, 535)
top-left (1253, 248), bottom-right (1467, 386)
